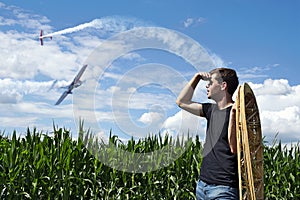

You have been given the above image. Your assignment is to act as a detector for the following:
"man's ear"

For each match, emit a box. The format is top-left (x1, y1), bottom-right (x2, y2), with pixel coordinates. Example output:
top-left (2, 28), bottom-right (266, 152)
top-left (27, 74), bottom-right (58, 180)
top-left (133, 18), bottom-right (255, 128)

top-left (221, 81), bottom-right (227, 91)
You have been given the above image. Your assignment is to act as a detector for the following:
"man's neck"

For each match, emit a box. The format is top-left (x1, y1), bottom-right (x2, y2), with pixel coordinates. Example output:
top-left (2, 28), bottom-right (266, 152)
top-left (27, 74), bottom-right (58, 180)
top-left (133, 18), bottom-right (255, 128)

top-left (216, 96), bottom-right (234, 110)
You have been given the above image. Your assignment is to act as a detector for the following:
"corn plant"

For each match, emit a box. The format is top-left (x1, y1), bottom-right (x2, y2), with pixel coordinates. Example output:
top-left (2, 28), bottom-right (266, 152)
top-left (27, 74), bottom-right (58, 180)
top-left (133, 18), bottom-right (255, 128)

top-left (264, 139), bottom-right (300, 200)
top-left (0, 125), bottom-right (299, 199)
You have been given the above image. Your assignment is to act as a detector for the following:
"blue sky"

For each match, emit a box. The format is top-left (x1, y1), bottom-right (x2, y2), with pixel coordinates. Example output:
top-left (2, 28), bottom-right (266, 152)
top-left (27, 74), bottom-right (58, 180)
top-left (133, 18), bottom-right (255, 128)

top-left (0, 0), bottom-right (300, 145)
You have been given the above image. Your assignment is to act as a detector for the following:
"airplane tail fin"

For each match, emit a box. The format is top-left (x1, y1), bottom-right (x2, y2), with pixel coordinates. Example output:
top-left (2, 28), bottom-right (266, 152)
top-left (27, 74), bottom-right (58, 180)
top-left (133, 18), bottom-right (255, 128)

top-left (39, 29), bottom-right (52, 45)
top-left (40, 30), bottom-right (44, 46)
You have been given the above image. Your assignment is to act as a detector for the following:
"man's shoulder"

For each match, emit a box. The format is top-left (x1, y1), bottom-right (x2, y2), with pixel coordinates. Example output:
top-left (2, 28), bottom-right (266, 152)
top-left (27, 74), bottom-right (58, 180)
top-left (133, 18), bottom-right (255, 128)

top-left (202, 102), bottom-right (216, 109)
top-left (201, 103), bottom-right (216, 117)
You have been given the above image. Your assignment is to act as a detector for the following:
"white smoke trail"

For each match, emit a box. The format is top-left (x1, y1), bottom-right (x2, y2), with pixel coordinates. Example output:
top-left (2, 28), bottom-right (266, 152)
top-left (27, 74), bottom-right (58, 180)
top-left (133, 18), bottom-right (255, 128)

top-left (43, 16), bottom-right (147, 38)
top-left (43, 20), bottom-right (98, 37)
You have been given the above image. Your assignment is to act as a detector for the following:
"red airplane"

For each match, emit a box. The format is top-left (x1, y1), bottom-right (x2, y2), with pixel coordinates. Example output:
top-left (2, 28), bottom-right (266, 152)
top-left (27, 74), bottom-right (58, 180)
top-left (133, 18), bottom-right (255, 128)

top-left (39, 30), bottom-right (52, 46)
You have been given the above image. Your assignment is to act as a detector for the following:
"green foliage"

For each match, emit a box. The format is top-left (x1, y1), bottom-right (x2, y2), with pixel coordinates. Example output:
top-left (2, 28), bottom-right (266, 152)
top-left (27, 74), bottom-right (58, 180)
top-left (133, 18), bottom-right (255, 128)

top-left (264, 140), bottom-right (300, 200)
top-left (0, 126), bottom-right (299, 199)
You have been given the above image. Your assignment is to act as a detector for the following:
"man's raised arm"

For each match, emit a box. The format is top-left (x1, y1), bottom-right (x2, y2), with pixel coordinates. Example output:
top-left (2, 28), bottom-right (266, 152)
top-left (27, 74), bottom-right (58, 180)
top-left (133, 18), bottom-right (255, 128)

top-left (176, 72), bottom-right (210, 117)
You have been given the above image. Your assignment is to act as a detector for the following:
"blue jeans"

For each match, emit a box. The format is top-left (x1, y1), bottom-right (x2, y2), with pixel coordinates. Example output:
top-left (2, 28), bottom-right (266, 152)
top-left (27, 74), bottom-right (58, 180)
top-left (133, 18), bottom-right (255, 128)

top-left (196, 180), bottom-right (238, 200)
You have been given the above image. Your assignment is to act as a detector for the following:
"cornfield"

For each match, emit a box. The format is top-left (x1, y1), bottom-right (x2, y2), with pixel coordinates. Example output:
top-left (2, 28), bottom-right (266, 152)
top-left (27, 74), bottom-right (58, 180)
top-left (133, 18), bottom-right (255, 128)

top-left (0, 124), bottom-right (299, 199)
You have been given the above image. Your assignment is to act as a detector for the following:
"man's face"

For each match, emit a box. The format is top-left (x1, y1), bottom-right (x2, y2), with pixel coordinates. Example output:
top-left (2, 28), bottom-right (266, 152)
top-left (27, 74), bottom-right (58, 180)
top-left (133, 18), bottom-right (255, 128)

top-left (205, 73), bottom-right (223, 100)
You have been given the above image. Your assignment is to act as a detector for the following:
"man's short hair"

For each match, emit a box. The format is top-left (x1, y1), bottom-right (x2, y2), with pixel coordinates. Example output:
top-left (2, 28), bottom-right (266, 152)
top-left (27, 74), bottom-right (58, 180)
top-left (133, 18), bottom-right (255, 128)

top-left (209, 68), bottom-right (239, 96)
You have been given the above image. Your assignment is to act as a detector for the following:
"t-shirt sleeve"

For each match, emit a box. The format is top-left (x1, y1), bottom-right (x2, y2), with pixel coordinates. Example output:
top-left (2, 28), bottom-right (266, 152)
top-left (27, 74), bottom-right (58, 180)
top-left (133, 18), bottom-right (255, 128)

top-left (202, 103), bottom-right (212, 119)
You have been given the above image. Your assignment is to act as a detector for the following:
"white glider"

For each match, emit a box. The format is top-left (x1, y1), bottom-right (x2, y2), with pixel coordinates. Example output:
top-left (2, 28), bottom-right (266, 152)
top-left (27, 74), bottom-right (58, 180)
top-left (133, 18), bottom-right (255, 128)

top-left (55, 64), bottom-right (88, 105)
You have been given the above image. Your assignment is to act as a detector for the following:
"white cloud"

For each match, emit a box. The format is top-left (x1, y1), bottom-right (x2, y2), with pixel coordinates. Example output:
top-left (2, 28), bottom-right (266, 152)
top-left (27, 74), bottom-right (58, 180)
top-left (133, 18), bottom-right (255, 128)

top-left (0, 5), bottom-right (152, 82)
top-left (119, 52), bottom-right (144, 61)
top-left (0, 78), bottom-right (75, 104)
top-left (249, 79), bottom-right (300, 112)
top-left (250, 79), bottom-right (292, 96)
top-left (209, 52), bottom-right (226, 68)
top-left (238, 64), bottom-right (280, 81)
top-left (183, 17), bottom-right (206, 28)
top-left (248, 80), bottom-right (300, 143)
top-left (0, 31), bottom-right (80, 80)
top-left (0, 16), bottom-right (17, 26)
top-left (261, 106), bottom-right (300, 139)
top-left (0, 92), bottom-right (22, 104)
top-left (138, 112), bottom-right (164, 124)
top-left (0, 101), bottom-right (74, 133)
top-left (162, 110), bottom-right (205, 140)
top-left (0, 3), bottom-right (51, 30)
top-left (183, 18), bottom-right (194, 28)
top-left (0, 116), bottom-right (38, 130)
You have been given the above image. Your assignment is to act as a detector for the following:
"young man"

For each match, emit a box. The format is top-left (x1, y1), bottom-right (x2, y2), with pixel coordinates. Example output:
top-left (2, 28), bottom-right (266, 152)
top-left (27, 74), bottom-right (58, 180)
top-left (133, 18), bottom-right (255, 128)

top-left (176, 68), bottom-right (239, 200)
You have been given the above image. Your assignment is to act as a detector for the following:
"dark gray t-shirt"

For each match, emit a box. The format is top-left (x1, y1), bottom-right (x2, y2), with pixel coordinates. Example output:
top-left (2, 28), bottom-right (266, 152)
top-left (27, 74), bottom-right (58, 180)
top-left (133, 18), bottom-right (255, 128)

top-left (199, 103), bottom-right (238, 188)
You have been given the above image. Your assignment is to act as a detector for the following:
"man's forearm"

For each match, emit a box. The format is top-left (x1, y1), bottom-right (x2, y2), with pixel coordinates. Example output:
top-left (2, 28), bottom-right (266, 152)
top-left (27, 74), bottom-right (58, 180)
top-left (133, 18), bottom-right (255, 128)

top-left (228, 106), bottom-right (237, 154)
top-left (176, 73), bottom-right (201, 106)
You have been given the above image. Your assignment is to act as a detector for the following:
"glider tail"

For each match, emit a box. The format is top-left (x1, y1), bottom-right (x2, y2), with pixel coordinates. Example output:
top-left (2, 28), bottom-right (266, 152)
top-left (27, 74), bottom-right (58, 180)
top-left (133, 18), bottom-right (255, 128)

top-left (40, 30), bottom-right (44, 46)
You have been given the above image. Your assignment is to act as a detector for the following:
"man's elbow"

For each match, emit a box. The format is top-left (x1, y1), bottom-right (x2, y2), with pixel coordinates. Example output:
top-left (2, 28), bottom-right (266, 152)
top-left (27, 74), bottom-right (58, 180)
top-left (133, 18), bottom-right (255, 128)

top-left (176, 99), bottom-right (182, 107)
top-left (230, 145), bottom-right (237, 154)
